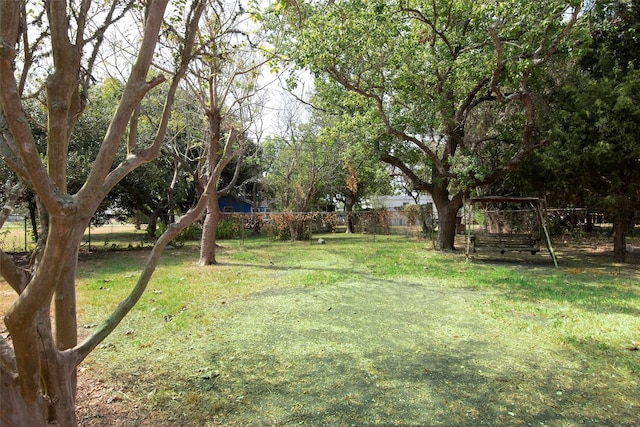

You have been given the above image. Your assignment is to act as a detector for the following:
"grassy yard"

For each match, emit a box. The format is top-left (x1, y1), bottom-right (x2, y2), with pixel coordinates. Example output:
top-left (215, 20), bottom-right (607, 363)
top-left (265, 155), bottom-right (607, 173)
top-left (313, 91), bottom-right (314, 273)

top-left (2, 231), bottom-right (638, 426)
top-left (66, 233), bottom-right (640, 426)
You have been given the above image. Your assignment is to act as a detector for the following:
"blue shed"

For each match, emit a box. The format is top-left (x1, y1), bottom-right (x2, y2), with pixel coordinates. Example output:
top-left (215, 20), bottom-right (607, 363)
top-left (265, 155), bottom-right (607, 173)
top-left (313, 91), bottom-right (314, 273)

top-left (218, 195), bottom-right (253, 213)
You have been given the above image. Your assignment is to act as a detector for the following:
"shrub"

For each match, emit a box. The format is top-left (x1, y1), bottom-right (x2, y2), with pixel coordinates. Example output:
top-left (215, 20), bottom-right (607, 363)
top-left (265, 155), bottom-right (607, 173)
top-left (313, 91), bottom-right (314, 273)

top-left (360, 209), bottom-right (391, 234)
top-left (268, 212), bottom-right (314, 241)
top-left (156, 222), bottom-right (202, 246)
top-left (217, 219), bottom-right (241, 239)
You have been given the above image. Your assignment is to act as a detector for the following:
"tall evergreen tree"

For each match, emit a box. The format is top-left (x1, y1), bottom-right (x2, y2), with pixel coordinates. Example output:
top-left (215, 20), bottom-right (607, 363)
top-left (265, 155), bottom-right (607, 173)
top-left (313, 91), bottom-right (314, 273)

top-left (511, 0), bottom-right (640, 262)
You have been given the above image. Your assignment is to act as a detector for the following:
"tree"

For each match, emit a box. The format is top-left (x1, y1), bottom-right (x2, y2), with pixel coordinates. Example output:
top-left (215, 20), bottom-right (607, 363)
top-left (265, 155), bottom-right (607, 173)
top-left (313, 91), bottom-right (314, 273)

top-left (124, 84), bottom-right (203, 235)
top-left (509, 0), bottom-right (640, 262)
top-left (0, 2), bottom-right (215, 425)
top-left (263, 106), bottom-right (343, 210)
top-left (56, 79), bottom-right (196, 236)
top-left (318, 109), bottom-right (393, 233)
top-left (262, 114), bottom-right (342, 239)
top-left (0, 80), bottom-right (118, 240)
top-left (184, 0), bottom-right (268, 265)
top-left (269, 0), bottom-right (583, 250)
top-left (561, 0), bottom-right (640, 263)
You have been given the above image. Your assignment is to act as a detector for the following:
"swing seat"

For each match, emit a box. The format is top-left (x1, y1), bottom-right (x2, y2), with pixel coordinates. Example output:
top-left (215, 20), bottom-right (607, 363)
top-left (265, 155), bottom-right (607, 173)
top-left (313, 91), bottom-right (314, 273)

top-left (470, 233), bottom-right (540, 254)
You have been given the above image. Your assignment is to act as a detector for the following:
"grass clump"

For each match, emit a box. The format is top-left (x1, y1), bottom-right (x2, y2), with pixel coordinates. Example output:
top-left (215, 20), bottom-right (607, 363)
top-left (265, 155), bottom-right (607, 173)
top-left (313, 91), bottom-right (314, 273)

top-left (75, 234), bottom-right (640, 426)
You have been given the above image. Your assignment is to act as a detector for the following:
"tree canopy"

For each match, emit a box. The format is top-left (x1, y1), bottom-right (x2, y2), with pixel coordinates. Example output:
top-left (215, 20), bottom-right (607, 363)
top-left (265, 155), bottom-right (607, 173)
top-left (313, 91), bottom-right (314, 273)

top-left (506, 0), bottom-right (640, 261)
top-left (267, 0), bottom-right (584, 249)
top-left (1, 1), bottom-right (639, 425)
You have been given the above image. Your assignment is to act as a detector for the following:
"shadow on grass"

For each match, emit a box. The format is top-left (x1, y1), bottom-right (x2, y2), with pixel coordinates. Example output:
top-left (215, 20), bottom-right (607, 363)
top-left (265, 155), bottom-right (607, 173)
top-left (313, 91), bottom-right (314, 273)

top-left (104, 276), bottom-right (639, 426)
top-left (222, 250), bottom-right (640, 318)
top-left (464, 242), bottom-right (640, 316)
top-left (79, 236), bottom-right (639, 426)
top-left (468, 262), bottom-right (640, 313)
top-left (199, 348), bottom-right (566, 426)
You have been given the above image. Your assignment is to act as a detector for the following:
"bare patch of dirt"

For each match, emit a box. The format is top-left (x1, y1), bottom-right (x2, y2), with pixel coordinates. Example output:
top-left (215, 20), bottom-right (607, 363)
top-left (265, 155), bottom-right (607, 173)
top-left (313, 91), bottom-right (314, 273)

top-left (76, 368), bottom-right (161, 427)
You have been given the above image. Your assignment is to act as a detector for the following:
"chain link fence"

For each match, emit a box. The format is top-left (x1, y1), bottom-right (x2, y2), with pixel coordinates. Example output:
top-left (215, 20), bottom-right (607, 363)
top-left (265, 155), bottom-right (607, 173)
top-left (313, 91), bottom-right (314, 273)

top-left (219, 209), bottom-right (436, 242)
top-left (0, 209), bottom-right (437, 252)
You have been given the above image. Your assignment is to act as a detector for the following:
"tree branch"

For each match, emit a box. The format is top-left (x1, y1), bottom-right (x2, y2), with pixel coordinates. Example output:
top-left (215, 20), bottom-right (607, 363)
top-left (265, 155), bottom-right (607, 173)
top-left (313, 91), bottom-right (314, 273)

top-left (489, 24), bottom-right (506, 102)
top-left (325, 65), bottom-right (446, 174)
top-left (0, 334), bottom-right (17, 373)
top-left (0, 250), bottom-right (28, 294)
top-left (72, 198), bottom-right (207, 363)
top-left (0, 111), bottom-right (29, 182)
top-left (217, 151), bottom-right (244, 197)
top-left (379, 152), bottom-right (433, 193)
top-left (78, 0), bottom-right (171, 202)
top-left (0, 180), bottom-right (29, 293)
top-left (17, 3), bottom-right (32, 96)
top-left (534, 4), bottom-right (581, 65)
top-left (477, 138), bottom-right (550, 188)
top-left (82, 0), bottom-right (206, 208)
top-left (74, 128), bottom-right (241, 364)
top-left (0, 1), bottom-right (63, 214)
top-left (403, 5), bottom-right (455, 56)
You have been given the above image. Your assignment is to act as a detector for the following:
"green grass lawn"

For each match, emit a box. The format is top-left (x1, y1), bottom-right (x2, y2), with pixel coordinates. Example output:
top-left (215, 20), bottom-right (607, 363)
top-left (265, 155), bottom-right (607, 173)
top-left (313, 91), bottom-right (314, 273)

top-left (73, 234), bottom-right (640, 426)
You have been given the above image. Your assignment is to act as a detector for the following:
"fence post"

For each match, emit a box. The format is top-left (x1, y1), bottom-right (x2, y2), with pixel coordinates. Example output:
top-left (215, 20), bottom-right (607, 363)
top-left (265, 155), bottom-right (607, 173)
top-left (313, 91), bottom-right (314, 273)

top-left (373, 213), bottom-right (376, 242)
top-left (241, 213), bottom-right (245, 246)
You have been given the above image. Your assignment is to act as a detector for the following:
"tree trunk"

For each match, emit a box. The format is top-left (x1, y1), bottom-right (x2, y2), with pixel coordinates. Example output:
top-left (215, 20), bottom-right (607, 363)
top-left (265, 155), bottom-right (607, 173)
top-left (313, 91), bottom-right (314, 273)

top-left (421, 214), bottom-right (430, 237)
top-left (199, 192), bottom-right (220, 265)
top-left (54, 244), bottom-right (80, 351)
top-left (344, 198), bottom-right (355, 234)
top-left (28, 195), bottom-right (39, 243)
top-left (3, 221), bottom-right (84, 427)
top-left (199, 97), bottom-right (222, 265)
top-left (0, 3), bottom-right (205, 426)
top-left (147, 216), bottom-right (157, 239)
top-left (288, 217), bottom-right (307, 241)
top-left (346, 213), bottom-right (355, 234)
top-left (167, 159), bottom-right (179, 224)
top-left (134, 209), bottom-right (142, 230)
top-left (1, 347), bottom-right (47, 426)
top-left (38, 314), bottom-right (78, 427)
top-left (585, 210), bottom-right (594, 233)
top-left (1, 331), bottom-right (77, 427)
top-left (436, 206), bottom-right (458, 251)
top-left (167, 185), bottom-right (176, 224)
top-left (431, 188), bottom-right (464, 251)
top-left (612, 211), bottom-right (628, 263)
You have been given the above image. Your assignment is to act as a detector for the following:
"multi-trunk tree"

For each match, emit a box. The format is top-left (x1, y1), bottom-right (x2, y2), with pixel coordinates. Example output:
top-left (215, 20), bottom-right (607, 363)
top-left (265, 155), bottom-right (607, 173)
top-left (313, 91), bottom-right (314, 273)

top-left (270, 0), bottom-right (583, 250)
top-left (184, 0), bottom-right (269, 265)
top-left (0, 2), bottom-right (238, 425)
top-left (263, 106), bottom-right (343, 215)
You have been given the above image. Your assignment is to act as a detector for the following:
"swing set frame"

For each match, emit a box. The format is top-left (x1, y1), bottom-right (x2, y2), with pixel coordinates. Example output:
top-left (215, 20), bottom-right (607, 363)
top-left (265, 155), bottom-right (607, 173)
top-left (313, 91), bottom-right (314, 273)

top-left (465, 196), bottom-right (558, 267)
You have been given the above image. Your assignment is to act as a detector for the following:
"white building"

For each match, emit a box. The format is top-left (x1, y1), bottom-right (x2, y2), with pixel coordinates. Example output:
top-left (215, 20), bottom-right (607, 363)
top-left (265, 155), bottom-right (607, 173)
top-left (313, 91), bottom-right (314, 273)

top-left (368, 194), bottom-right (437, 226)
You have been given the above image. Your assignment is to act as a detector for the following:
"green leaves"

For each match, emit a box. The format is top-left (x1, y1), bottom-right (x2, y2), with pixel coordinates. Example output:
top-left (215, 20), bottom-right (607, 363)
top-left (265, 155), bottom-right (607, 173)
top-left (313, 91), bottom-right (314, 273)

top-left (516, 1), bottom-right (640, 219)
